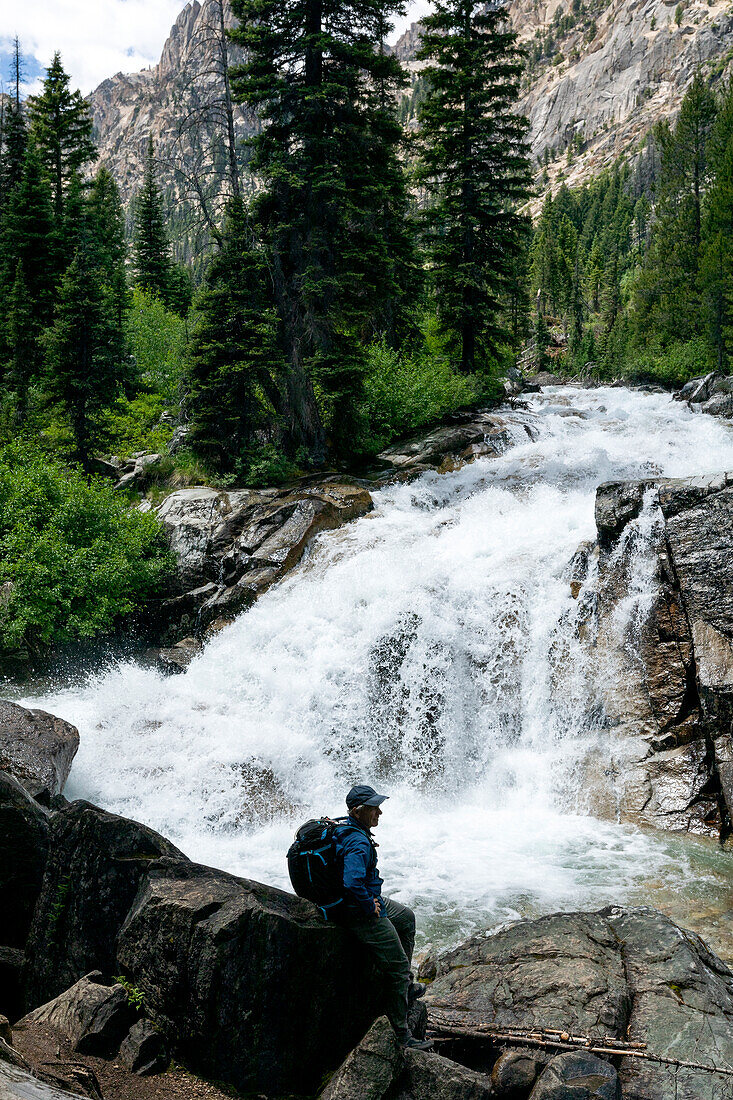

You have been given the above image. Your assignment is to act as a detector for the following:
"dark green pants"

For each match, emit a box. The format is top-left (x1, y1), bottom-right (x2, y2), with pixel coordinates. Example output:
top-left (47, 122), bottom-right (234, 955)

top-left (343, 897), bottom-right (415, 1038)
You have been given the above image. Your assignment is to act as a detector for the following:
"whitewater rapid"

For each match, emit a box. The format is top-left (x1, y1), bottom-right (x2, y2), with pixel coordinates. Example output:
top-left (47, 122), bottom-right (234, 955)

top-left (19, 387), bottom-right (733, 954)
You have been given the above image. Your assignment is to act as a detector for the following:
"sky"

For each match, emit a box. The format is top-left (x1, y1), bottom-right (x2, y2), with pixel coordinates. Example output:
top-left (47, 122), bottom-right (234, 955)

top-left (0, 0), bottom-right (430, 97)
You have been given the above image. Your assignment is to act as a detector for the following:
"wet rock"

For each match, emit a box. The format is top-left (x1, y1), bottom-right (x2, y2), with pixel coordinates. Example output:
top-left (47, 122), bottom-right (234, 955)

top-left (527, 372), bottom-right (564, 387)
top-left (320, 1017), bottom-right (404, 1100)
top-left (378, 412), bottom-right (529, 471)
top-left (116, 859), bottom-right (382, 1095)
top-left (0, 773), bottom-right (50, 949)
top-left (19, 972), bottom-right (135, 1056)
top-left (491, 1049), bottom-right (542, 1096)
top-left (529, 1051), bottom-right (620, 1099)
top-left (156, 481), bottom-right (373, 637)
top-left (119, 1018), bottom-right (169, 1075)
top-left (320, 1017), bottom-right (493, 1100)
top-left (398, 1049), bottom-right (493, 1100)
top-left (23, 802), bottom-right (185, 1008)
top-left (146, 636), bottom-right (201, 674)
top-left (0, 948), bottom-right (25, 1023)
top-left (594, 480), bottom-right (651, 549)
top-left (579, 473), bottom-right (733, 836)
top-left (0, 701), bottom-right (79, 802)
top-left (427, 911), bottom-right (629, 1036)
top-left (675, 372), bottom-right (721, 405)
top-left (428, 907), bottom-right (733, 1100)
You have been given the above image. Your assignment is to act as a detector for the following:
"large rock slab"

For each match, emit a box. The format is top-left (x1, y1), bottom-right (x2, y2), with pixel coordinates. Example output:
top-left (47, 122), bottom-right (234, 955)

top-left (18, 972), bottom-right (135, 1056)
top-left (0, 702), bottom-right (78, 802)
top-left (116, 859), bottom-right (383, 1095)
top-left (23, 802), bottom-right (185, 1009)
top-left (0, 774), bottom-right (49, 950)
top-left (427, 911), bottom-right (629, 1036)
top-left (574, 475), bottom-right (733, 836)
top-left (426, 907), bottom-right (733, 1100)
top-left (377, 411), bottom-right (534, 471)
top-left (156, 480), bottom-right (374, 636)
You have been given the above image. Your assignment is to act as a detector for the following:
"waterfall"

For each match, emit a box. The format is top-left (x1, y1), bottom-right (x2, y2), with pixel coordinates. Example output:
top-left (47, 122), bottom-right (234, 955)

top-left (21, 387), bottom-right (733, 952)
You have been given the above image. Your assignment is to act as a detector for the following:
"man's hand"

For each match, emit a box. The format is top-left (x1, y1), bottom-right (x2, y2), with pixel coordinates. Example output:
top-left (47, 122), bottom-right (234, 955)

top-left (373, 899), bottom-right (382, 916)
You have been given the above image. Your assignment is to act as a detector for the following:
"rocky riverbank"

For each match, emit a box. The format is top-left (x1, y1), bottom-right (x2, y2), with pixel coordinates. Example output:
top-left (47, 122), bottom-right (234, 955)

top-left (145, 404), bottom-right (537, 656)
top-left (566, 472), bottom-right (733, 843)
top-left (2, 700), bottom-right (733, 1100)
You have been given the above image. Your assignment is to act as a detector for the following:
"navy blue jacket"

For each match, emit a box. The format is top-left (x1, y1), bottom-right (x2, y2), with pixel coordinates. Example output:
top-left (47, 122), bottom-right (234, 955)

top-left (334, 816), bottom-right (384, 918)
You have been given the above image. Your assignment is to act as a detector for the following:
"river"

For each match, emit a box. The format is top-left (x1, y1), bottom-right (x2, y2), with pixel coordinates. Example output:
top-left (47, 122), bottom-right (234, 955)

top-left (17, 386), bottom-right (733, 960)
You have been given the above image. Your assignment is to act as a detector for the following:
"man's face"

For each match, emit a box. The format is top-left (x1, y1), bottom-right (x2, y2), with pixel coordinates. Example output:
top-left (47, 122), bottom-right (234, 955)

top-left (355, 804), bottom-right (382, 828)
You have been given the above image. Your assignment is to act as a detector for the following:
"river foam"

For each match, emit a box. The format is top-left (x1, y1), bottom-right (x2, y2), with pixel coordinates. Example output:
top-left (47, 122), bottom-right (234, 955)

top-left (21, 387), bottom-right (733, 954)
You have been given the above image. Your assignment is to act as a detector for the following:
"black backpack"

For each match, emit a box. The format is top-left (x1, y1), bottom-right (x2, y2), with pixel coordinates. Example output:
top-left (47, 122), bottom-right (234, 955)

top-left (287, 817), bottom-right (350, 919)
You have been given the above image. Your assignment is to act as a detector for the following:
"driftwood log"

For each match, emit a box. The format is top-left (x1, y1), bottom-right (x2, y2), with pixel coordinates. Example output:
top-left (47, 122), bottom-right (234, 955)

top-left (427, 1008), bottom-right (733, 1078)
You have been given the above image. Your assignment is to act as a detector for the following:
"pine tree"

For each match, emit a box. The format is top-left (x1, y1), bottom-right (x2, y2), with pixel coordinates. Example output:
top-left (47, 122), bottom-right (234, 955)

top-left (46, 249), bottom-right (127, 468)
top-left (188, 198), bottom-right (284, 473)
top-left (0, 143), bottom-right (55, 327)
top-left (26, 52), bottom-right (97, 218)
top-left (131, 137), bottom-right (179, 309)
top-left (88, 166), bottom-right (129, 329)
top-left (416, 0), bottom-right (531, 373)
top-left (5, 261), bottom-right (38, 421)
top-left (0, 40), bottom-right (28, 216)
top-left (230, 0), bottom-right (414, 461)
top-left (633, 78), bottom-right (716, 345)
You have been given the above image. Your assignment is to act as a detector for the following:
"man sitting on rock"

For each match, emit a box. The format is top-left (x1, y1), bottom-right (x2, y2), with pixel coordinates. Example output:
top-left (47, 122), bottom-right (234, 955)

top-left (335, 784), bottom-right (433, 1051)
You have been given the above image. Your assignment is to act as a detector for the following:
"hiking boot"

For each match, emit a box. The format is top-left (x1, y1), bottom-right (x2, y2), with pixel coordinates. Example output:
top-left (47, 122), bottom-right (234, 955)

top-left (407, 980), bottom-right (426, 1006)
top-left (402, 1035), bottom-right (434, 1051)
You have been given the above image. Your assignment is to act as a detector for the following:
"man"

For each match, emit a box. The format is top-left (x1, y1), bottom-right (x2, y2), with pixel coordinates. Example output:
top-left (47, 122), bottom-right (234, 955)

top-left (334, 784), bottom-right (434, 1051)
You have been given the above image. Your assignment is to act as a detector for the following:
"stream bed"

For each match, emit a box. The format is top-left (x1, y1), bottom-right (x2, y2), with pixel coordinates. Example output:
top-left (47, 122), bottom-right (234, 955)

top-left (14, 387), bottom-right (733, 960)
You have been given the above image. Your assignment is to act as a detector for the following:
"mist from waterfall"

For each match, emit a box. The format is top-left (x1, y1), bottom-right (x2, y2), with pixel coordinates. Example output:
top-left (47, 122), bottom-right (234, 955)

top-left (20, 387), bottom-right (733, 952)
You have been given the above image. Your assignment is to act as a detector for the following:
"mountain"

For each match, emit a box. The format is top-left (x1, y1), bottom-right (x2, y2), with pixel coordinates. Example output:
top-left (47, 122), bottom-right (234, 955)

top-left (89, 0), bottom-right (733, 251)
top-left (395, 0), bottom-right (733, 193)
top-left (89, 0), bottom-right (255, 264)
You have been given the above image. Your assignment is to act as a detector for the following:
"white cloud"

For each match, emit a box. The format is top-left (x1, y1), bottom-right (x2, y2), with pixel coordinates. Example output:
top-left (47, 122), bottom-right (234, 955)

top-left (0, 0), bottom-right (431, 98)
top-left (0, 0), bottom-right (189, 94)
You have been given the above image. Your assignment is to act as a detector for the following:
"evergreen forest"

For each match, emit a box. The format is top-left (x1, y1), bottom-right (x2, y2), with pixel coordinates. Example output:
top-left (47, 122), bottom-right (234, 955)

top-left (0, 4), bottom-right (731, 659)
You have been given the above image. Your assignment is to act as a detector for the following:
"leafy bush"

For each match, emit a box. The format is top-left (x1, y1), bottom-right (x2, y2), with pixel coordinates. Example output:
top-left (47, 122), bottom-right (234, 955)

top-left (623, 337), bottom-right (713, 389)
top-left (102, 392), bottom-right (174, 459)
top-left (125, 287), bottom-right (187, 402)
top-left (0, 445), bottom-right (173, 657)
top-left (357, 338), bottom-right (488, 454)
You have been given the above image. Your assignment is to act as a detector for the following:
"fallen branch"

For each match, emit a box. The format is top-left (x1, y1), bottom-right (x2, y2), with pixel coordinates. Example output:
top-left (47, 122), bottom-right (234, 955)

top-left (427, 1008), bottom-right (733, 1078)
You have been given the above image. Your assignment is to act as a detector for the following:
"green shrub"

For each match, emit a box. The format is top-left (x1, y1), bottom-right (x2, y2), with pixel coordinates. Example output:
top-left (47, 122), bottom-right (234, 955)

top-left (102, 392), bottom-right (174, 459)
top-left (126, 287), bottom-right (188, 402)
top-left (0, 444), bottom-right (174, 657)
top-left (624, 337), bottom-right (713, 388)
top-left (357, 337), bottom-right (487, 455)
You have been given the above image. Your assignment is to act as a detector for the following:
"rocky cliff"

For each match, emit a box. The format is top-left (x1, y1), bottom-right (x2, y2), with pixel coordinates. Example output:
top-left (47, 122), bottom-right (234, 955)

top-left (89, 0), bottom-right (733, 241)
top-left (88, 0), bottom-right (256, 261)
top-left (396, 0), bottom-right (733, 194)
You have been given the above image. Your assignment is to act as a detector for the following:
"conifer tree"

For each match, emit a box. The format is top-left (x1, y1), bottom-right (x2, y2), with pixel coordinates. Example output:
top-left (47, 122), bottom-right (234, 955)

top-left (132, 137), bottom-right (181, 311)
top-left (88, 166), bottom-right (129, 328)
top-left (46, 248), bottom-right (127, 468)
top-left (0, 143), bottom-right (55, 326)
top-left (26, 52), bottom-right (97, 217)
top-left (5, 261), bottom-right (38, 421)
top-left (230, 0), bottom-right (414, 461)
top-left (0, 41), bottom-right (28, 215)
top-left (416, 0), bottom-right (531, 373)
top-left (188, 198), bottom-right (284, 473)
